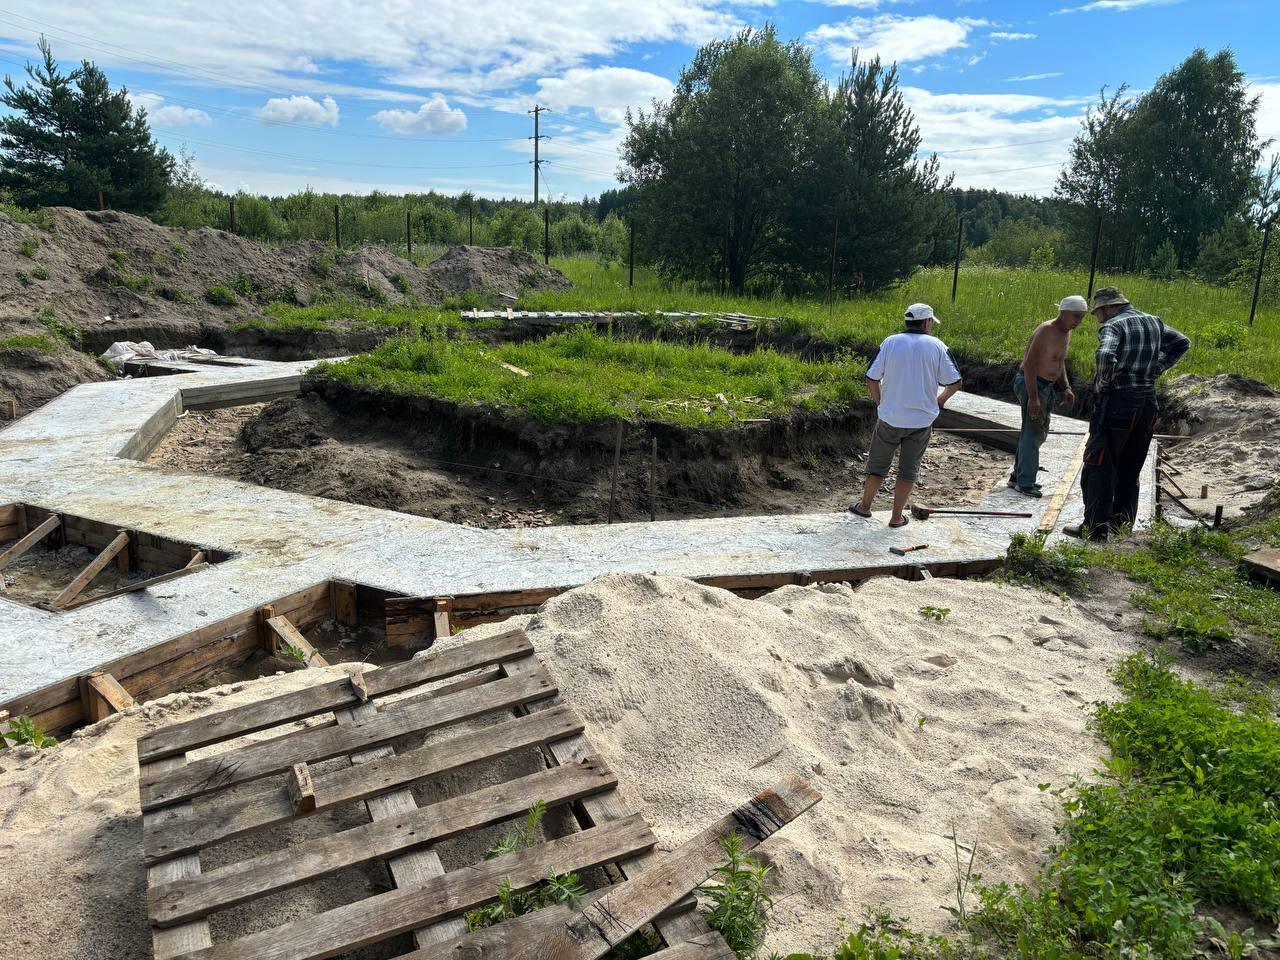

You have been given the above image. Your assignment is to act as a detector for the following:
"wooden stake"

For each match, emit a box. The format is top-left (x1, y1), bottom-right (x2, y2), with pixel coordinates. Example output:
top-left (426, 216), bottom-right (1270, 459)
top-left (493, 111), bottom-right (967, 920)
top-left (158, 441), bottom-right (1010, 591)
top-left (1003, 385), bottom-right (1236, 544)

top-left (607, 420), bottom-right (624, 524)
top-left (406, 207), bottom-right (413, 258)
top-left (334, 203), bottom-right (341, 248)
top-left (51, 529), bottom-right (130, 609)
top-left (1213, 505), bottom-right (1224, 529)
top-left (81, 671), bottom-right (135, 723)
top-left (266, 614), bottom-right (329, 667)
top-left (64, 562), bottom-right (209, 609)
top-left (186, 550), bottom-right (206, 568)
top-left (433, 598), bottom-right (452, 641)
top-left (1, 398), bottom-right (16, 420)
top-left (1200, 484), bottom-right (1208, 499)
top-left (287, 762), bottom-right (317, 814)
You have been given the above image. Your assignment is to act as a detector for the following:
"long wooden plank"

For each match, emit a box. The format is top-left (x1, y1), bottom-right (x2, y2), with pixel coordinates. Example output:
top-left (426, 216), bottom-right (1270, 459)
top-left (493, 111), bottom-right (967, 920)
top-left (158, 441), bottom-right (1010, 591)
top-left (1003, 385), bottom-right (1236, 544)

top-left (143, 703), bottom-right (584, 863)
top-left (140, 665), bottom-right (555, 809)
top-left (170, 815), bottom-right (657, 960)
top-left (399, 774), bottom-right (821, 960)
top-left (51, 529), bottom-right (130, 609)
top-left (138, 629), bottom-right (532, 763)
top-left (151, 757), bottom-right (617, 928)
top-left (65, 563), bottom-right (210, 609)
top-left (1039, 434), bottom-right (1090, 533)
top-left (0, 514), bottom-right (60, 571)
top-left (145, 755), bottom-right (214, 960)
top-left (637, 932), bottom-right (736, 960)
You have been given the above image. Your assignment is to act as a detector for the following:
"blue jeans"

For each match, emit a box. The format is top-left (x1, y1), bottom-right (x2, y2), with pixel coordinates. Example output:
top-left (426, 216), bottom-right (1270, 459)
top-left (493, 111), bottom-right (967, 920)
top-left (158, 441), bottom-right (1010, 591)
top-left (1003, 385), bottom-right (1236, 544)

top-left (1012, 371), bottom-right (1057, 489)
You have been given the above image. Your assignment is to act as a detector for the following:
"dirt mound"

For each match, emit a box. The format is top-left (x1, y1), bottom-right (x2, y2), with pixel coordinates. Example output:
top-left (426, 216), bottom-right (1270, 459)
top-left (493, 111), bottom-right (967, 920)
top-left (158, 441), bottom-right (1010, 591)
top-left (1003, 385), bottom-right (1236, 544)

top-left (455, 573), bottom-right (1132, 953)
top-left (0, 340), bottom-right (111, 417)
top-left (422, 245), bottom-right (572, 300)
top-left (1163, 374), bottom-right (1280, 522)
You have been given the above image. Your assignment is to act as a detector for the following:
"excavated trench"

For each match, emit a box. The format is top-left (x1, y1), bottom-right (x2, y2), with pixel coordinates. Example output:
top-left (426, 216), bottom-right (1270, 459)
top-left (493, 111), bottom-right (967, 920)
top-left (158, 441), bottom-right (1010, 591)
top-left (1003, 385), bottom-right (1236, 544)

top-left (148, 375), bottom-right (1014, 528)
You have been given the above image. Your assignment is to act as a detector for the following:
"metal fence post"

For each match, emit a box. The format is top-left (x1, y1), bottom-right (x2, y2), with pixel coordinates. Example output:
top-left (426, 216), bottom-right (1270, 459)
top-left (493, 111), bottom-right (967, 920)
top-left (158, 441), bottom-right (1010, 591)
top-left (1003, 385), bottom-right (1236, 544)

top-left (1250, 220), bottom-right (1273, 327)
top-left (951, 214), bottom-right (964, 303)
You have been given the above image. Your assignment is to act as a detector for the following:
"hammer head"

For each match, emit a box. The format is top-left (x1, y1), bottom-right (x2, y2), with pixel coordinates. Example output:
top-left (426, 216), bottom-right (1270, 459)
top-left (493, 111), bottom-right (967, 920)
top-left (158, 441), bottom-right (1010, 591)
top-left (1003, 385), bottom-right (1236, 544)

top-left (910, 505), bottom-right (930, 520)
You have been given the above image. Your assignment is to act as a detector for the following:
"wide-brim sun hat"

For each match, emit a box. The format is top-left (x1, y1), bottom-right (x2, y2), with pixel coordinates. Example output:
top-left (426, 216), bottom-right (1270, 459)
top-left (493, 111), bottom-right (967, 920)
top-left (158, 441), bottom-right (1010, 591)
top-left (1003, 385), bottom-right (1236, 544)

top-left (1090, 287), bottom-right (1130, 311)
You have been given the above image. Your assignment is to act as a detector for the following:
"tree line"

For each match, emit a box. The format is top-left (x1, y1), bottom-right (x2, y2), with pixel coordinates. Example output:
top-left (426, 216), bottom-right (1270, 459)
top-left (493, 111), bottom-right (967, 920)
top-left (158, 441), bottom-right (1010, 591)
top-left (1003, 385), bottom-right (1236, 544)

top-left (1, 35), bottom-right (1276, 297)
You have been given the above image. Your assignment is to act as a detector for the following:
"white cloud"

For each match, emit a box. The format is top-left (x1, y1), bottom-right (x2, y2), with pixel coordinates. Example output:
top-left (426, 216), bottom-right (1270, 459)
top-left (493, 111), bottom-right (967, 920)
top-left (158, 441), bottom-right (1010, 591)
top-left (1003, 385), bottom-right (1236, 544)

top-left (903, 86), bottom-right (1091, 194)
top-left (1054, 0), bottom-right (1185, 14)
top-left (805, 15), bottom-right (989, 65)
top-left (372, 94), bottom-right (467, 134)
top-left (255, 95), bottom-right (340, 126)
top-left (129, 92), bottom-right (211, 126)
top-left (530, 66), bottom-right (673, 124)
top-left (989, 31), bottom-right (1036, 41)
top-left (1006, 72), bottom-right (1065, 82)
top-left (1253, 82), bottom-right (1280, 156)
top-left (0, 1), bottom-right (743, 102)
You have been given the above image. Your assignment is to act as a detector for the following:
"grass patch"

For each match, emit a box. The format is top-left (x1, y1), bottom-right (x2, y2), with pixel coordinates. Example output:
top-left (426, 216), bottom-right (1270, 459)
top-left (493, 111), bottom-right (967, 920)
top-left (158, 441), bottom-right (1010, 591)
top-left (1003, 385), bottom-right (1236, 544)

top-left (315, 326), bottom-right (868, 426)
top-left (0, 334), bottom-right (55, 352)
top-left (526, 260), bottom-right (1280, 388)
top-left (205, 284), bottom-right (238, 306)
top-left (19, 236), bottom-right (39, 257)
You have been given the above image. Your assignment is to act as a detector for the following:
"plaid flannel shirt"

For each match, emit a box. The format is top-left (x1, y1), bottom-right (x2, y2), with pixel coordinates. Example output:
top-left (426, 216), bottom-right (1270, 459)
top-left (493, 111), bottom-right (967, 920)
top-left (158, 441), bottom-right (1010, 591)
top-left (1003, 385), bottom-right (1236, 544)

top-left (1094, 307), bottom-right (1190, 394)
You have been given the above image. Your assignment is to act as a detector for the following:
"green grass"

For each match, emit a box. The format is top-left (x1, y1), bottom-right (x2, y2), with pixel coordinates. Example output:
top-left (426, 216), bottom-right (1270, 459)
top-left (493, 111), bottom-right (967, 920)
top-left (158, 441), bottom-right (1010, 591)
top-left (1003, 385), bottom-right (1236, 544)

top-left (314, 326), bottom-right (867, 426)
top-left (522, 260), bottom-right (1280, 387)
top-left (0, 333), bottom-right (55, 352)
top-left (205, 284), bottom-right (238, 306)
top-left (783, 655), bottom-right (1280, 960)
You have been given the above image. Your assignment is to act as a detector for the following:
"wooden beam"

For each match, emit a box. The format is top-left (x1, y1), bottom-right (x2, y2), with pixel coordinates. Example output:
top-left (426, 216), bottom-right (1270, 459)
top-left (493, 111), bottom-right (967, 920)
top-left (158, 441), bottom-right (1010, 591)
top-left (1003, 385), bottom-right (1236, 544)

top-left (331, 580), bottom-right (358, 626)
top-left (266, 615), bottom-right (329, 668)
top-left (143, 703), bottom-right (585, 864)
top-left (434, 598), bottom-right (452, 640)
top-left (145, 754), bottom-right (213, 960)
top-left (186, 550), bottom-right (206, 569)
top-left (1039, 435), bottom-right (1089, 533)
top-left (286, 762), bottom-right (316, 815)
top-left (139, 666), bottom-right (557, 809)
top-left (400, 774), bottom-right (820, 960)
top-left (80, 671), bottom-right (135, 723)
top-left (137, 629), bottom-right (533, 763)
top-left (169, 817), bottom-right (657, 960)
top-left (64, 563), bottom-right (210, 609)
top-left (51, 529), bottom-right (130, 609)
top-left (0, 514), bottom-right (60, 571)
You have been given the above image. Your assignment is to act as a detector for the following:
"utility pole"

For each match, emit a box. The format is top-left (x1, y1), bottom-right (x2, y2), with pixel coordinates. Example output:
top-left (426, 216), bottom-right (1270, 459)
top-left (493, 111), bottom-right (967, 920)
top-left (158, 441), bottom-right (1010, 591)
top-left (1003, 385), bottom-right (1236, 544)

top-left (528, 104), bottom-right (550, 204)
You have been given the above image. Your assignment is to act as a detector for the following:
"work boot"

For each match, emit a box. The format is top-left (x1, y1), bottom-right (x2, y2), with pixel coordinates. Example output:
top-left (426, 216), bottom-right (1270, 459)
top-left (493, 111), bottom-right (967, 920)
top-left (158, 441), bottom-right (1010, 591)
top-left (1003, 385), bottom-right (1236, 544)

top-left (1015, 486), bottom-right (1043, 498)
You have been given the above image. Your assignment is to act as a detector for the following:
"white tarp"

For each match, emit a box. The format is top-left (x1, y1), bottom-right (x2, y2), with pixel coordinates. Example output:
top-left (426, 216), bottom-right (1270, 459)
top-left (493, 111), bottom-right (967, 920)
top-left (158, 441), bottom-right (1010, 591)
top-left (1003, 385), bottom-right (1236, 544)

top-left (100, 341), bottom-right (219, 364)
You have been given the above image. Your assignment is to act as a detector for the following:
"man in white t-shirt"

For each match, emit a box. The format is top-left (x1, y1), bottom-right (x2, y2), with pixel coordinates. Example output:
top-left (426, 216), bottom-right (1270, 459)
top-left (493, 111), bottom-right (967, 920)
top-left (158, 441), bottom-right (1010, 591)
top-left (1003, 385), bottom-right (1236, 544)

top-left (849, 303), bottom-right (963, 528)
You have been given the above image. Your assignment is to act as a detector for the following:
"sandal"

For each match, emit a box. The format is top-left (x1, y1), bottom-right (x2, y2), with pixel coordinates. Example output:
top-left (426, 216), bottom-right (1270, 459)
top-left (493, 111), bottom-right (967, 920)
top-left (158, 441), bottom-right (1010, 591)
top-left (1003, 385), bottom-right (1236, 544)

top-left (848, 504), bottom-right (872, 518)
top-left (889, 515), bottom-right (910, 529)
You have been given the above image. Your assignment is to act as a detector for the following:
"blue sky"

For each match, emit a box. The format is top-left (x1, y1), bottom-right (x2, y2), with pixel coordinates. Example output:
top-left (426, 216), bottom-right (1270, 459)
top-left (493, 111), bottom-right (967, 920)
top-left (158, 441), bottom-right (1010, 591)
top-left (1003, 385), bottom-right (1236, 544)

top-left (0, 0), bottom-right (1276, 200)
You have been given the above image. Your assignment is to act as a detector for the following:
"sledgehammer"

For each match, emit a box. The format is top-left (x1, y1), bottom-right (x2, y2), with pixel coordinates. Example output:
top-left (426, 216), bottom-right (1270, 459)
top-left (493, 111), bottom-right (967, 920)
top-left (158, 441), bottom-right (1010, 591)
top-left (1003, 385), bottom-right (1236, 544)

top-left (911, 506), bottom-right (1034, 521)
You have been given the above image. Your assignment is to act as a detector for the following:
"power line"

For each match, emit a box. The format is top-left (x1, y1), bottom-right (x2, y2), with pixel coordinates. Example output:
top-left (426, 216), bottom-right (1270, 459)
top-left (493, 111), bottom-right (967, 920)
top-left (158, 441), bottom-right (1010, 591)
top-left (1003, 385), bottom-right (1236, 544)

top-left (925, 136), bottom-right (1074, 157)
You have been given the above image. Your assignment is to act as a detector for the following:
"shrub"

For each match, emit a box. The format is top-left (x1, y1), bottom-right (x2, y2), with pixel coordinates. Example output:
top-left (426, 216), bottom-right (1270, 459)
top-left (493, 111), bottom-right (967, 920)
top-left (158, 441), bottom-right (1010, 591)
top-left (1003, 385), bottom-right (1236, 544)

top-left (205, 284), bottom-right (238, 306)
top-left (1028, 242), bottom-right (1056, 270)
top-left (108, 248), bottom-right (126, 266)
top-left (391, 272), bottom-right (412, 295)
top-left (311, 250), bottom-right (336, 278)
top-left (19, 236), bottom-right (39, 257)
top-left (1148, 239), bottom-right (1180, 279)
top-left (0, 715), bottom-right (57, 748)
top-left (31, 264), bottom-right (49, 280)
top-left (1201, 319), bottom-right (1247, 350)
top-left (699, 834), bottom-right (773, 959)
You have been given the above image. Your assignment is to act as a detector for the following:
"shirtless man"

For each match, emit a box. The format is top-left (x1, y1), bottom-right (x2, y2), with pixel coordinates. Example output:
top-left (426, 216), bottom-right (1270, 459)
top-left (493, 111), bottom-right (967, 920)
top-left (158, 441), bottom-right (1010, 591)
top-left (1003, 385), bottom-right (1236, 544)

top-left (1009, 295), bottom-right (1085, 496)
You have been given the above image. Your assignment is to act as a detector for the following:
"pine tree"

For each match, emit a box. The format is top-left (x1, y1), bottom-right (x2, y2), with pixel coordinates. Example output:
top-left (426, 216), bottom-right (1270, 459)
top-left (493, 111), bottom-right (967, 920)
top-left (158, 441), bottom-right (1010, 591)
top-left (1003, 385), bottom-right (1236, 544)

top-left (0, 38), bottom-right (173, 213)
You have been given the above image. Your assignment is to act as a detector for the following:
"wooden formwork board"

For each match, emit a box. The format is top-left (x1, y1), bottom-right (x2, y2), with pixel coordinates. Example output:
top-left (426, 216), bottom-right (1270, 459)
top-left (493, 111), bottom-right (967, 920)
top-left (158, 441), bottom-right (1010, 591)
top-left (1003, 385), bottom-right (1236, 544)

top-left (136, 629), bottom-right (808, 960)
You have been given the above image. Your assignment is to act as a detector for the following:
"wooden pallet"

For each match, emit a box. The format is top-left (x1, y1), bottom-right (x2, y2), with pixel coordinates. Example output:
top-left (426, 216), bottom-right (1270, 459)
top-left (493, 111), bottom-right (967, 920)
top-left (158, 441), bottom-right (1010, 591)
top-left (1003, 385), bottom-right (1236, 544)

top-left (137, 628), bottom-right (814, 960)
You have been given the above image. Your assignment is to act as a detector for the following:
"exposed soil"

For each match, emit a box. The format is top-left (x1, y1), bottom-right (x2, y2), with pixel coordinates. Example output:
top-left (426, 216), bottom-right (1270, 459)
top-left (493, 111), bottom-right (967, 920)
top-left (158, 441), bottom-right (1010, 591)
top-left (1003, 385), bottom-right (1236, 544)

top-left (147, 389), bottom-right (1012, 527)
top-left (0, 207), bottom-right (571, 411)
top-left (0, 543), bottom-right (150, 607)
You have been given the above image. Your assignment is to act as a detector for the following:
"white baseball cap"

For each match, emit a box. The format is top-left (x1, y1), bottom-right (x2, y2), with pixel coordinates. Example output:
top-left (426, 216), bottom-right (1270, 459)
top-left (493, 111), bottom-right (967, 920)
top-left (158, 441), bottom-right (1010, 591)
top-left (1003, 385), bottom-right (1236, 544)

top-left (905, 303), bottom-right (939, 324)
top-left (1057, 295), bottom-right (1088, 312)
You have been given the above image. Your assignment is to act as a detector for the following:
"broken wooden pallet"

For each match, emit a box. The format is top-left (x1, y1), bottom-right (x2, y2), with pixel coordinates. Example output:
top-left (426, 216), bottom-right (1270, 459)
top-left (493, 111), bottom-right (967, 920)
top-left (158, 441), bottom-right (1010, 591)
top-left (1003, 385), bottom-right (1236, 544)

top-left (136, 628), bottom-right (815, 960)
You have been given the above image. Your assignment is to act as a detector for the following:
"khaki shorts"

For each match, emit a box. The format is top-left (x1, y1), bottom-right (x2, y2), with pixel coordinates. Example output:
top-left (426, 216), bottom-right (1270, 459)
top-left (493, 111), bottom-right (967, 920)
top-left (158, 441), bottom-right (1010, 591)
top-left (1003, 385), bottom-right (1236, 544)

top-left (865, 421), bottom-right (932, 482)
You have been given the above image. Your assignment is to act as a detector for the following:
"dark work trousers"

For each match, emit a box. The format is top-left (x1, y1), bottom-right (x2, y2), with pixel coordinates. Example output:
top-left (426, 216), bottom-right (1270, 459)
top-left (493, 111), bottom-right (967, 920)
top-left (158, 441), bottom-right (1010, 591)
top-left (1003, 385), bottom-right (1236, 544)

top-left (1080, 389), bottom-right (1158, 539)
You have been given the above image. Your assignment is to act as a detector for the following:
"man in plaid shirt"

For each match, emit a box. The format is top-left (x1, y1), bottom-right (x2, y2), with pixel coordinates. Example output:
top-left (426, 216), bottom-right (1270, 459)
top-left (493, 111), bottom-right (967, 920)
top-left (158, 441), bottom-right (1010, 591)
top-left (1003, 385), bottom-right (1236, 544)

top-left (1065, 286), bottom-right (1190, 540)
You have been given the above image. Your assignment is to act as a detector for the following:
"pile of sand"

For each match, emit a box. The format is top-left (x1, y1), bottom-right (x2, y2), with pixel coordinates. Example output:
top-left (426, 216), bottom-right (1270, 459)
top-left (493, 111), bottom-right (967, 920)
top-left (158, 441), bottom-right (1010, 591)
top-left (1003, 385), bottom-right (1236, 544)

top-left (0, 574), bottom-right (1132, 958)
top-left (422, 245), bottom-right (571, 300)
top-left (1165, 374), bottom-right (1280, 521)
top-left (471, 573), bottom-right (1131, 953)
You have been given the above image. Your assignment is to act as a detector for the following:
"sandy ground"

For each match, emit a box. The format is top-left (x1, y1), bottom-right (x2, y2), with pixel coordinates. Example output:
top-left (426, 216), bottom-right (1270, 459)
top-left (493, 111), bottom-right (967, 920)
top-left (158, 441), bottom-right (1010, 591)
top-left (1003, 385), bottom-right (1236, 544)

top-left (147, 402), bottom-right (1011, 527)
top-left (0, 574), bottom-right (1136, 959)
top-left (0, 543), bottom-right (150, 606)
top-left (1163, 374), bottom-right (1280, 523)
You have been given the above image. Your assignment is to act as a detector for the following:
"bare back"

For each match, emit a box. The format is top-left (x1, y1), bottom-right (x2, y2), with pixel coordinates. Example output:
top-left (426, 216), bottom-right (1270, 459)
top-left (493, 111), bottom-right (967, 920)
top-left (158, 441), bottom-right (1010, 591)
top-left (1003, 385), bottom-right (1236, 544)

top-left (1020, 318), bottom-right (1071, 382)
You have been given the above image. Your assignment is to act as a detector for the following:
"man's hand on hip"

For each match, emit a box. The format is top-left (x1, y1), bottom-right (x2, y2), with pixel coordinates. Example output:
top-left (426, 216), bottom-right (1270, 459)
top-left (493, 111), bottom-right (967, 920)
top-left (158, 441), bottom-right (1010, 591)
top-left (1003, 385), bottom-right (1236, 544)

top-left (1028, 395), bottom-right (1042, 417)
